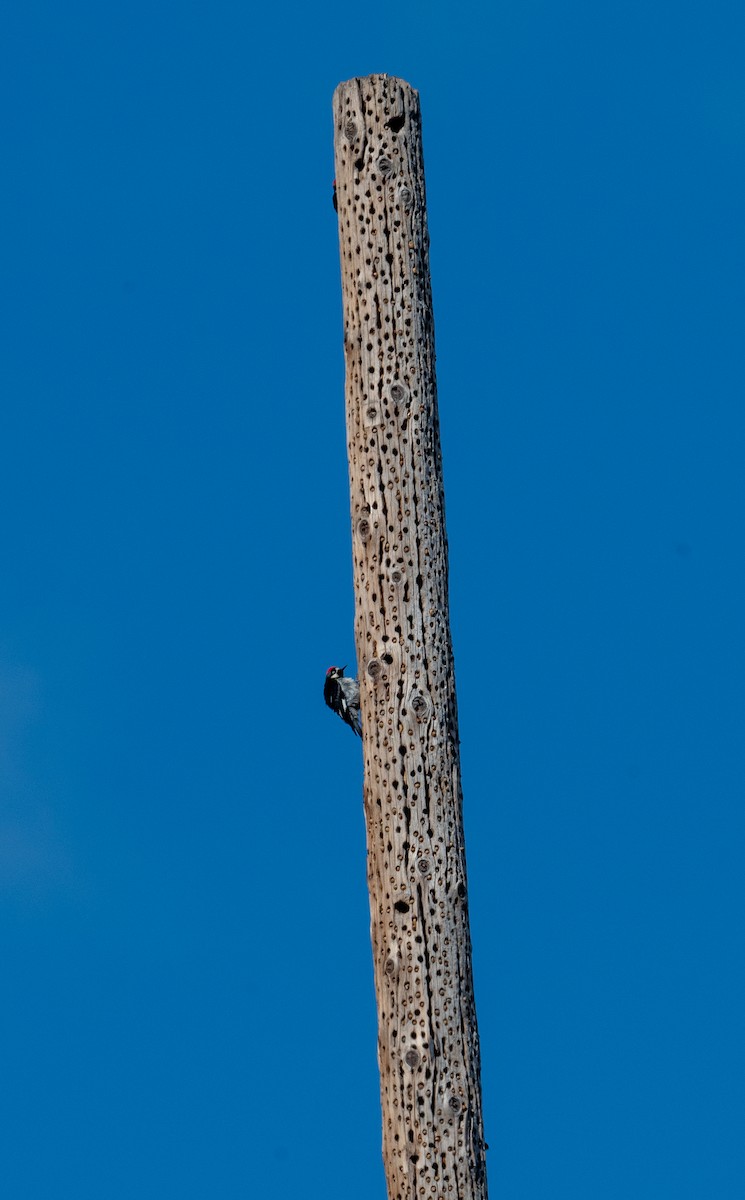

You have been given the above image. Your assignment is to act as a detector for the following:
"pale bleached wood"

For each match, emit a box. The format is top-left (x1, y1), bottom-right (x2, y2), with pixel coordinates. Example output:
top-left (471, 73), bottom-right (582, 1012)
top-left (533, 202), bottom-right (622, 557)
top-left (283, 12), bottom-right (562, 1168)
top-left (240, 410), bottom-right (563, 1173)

top-left (333, 75), bottom-right (488, 1200)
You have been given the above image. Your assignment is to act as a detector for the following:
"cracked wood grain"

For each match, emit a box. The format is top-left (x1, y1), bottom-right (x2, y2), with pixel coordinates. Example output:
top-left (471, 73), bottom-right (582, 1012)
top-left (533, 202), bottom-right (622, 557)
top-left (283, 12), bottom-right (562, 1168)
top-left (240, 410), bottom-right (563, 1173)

top-left (333, 75), bottom-right (488, 1200)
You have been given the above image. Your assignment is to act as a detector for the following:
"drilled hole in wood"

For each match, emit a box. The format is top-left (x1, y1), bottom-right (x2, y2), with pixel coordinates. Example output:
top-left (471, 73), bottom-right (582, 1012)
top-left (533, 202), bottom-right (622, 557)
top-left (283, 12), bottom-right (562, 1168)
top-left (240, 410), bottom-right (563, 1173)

top-left (388, 381), bottom-right (410, 405)
top-left (410, 691), bottom-right (431, 722)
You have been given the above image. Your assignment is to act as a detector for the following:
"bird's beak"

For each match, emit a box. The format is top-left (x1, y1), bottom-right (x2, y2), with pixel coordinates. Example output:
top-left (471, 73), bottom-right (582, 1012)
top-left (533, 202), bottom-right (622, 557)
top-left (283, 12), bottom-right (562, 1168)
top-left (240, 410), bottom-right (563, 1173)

top-left (340, 665), bottom-right (347, 674)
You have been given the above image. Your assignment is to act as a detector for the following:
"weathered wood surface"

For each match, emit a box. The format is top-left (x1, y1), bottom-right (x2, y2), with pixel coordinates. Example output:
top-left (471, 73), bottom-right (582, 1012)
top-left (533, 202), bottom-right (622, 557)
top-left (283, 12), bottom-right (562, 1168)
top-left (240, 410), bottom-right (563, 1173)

top-left (333, 75), bottom-right (488, 1200)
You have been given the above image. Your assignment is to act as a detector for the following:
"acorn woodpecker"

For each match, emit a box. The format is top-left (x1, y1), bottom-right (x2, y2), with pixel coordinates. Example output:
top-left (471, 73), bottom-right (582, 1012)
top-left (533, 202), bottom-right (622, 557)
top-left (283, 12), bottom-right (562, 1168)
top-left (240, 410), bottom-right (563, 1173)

top-left (324, 665), bottom-right (362, 736)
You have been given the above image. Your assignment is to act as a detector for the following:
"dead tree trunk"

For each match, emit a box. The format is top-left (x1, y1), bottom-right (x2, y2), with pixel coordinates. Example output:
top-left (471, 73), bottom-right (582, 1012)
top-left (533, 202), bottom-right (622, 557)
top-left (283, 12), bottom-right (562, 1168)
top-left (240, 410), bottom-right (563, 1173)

top-left (333, 75), bottom-right (488, 1200)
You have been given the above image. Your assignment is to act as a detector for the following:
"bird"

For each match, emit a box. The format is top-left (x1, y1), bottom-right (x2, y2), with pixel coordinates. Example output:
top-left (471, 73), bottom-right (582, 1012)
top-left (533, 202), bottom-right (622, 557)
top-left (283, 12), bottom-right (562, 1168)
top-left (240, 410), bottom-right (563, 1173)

top-left (324, 665), bottom-right (362, 736)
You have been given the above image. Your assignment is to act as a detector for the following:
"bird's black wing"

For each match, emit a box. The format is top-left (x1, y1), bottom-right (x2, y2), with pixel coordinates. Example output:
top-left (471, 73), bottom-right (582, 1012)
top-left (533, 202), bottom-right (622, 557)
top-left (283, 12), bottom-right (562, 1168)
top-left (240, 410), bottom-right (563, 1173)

top-left (323, 675), bottom-right (339, 711)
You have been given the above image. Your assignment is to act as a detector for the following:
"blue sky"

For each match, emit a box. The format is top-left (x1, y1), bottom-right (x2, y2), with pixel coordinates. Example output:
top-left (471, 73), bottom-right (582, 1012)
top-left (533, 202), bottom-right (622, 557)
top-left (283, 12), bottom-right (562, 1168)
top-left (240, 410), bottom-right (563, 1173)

top-left (2, 1), bottom-right (744, 1196)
